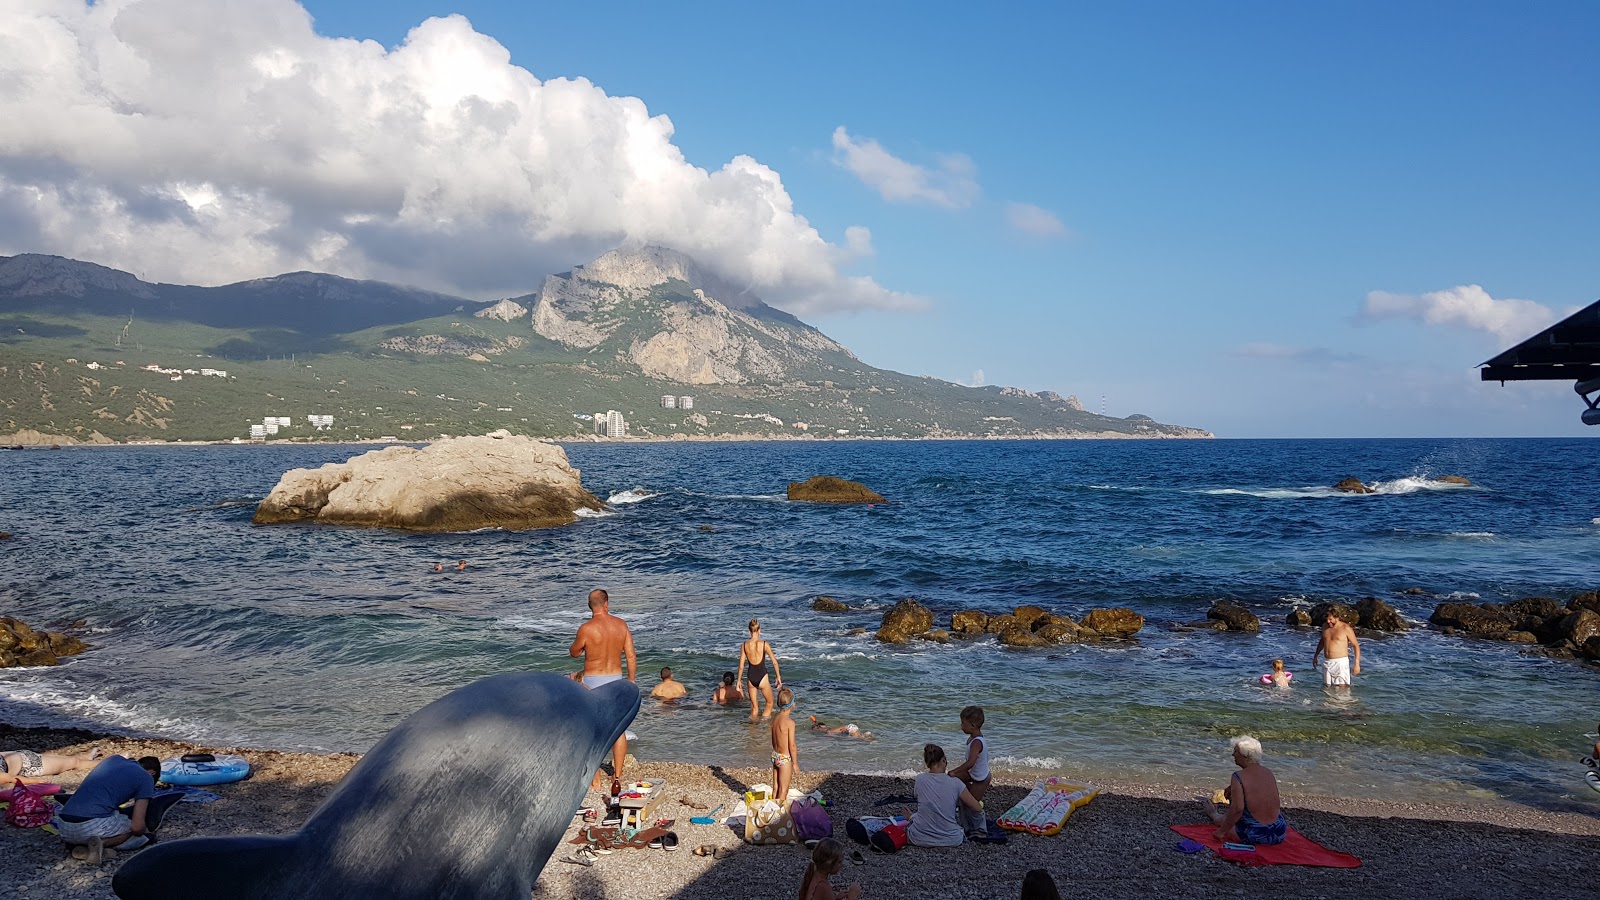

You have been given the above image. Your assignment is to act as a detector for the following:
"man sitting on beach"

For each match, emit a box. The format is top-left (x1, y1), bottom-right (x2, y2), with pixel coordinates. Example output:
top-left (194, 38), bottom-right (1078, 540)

top-left (570, 588), bottom-right (636, 790)
top-left (1312, 610), bottom-right (1361, 686)
top-left (650, 666), bottom-right (688, 701)
top-left (1, 746), bottom-right (101, 784)
top-left (55, 755), bottom-right (168, 862)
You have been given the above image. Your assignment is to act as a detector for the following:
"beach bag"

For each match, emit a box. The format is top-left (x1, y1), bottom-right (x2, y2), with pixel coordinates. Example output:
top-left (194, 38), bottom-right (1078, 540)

top-left (845, 815), bottom-right (903, 845)
top-left (744, 801), bottom-right (798, 845)
top-left (790, 797), bottom-right (832, 841)
top-left (870, 822), bottom-right (908, 854)
top-left (4, 780), bottom-right (57, 829)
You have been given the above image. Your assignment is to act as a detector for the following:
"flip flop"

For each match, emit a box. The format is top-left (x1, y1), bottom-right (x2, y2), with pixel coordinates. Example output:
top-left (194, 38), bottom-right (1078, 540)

top-left (561, 852), bottom-right (595, 867)
top-left (712, 847), bottom-right (735, 860)
top-left (663, 832), bottom-right (680, 851)
top-left (648, 836), bottom-right (663, 849)
top-left (849, 850), bottom-right (866, 866)
top-left (1175, 838), bottom-right (1205, 854)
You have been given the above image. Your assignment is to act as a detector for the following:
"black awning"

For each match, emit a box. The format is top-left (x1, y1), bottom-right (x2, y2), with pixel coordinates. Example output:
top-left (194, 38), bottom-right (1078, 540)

top-left (1479, 298), bottom-right (1600, 382)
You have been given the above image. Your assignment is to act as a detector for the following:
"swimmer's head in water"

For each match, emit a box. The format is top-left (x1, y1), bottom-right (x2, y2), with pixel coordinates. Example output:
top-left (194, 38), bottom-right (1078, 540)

top-left (1272, 659), bottom-right (1284, 672)
top-left (660, 667), bottom-right (672, 680)
top-left (721, 671), bottom-right (735, 686)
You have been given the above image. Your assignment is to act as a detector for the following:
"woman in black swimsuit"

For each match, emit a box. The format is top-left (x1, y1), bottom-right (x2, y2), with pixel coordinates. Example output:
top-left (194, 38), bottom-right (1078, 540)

top-left (737, 619), bottom-right (783, 721)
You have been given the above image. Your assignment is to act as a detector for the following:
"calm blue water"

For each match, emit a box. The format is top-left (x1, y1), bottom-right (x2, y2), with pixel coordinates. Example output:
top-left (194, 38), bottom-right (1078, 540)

top-left (1, 438), bottom-right (1597, 807)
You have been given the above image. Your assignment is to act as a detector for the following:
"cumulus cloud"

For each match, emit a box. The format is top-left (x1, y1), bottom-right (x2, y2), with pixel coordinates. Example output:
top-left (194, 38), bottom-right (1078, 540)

top-left (1360, 285), bottom-right (1558, 343)
top-left (830, 126), bottom-right (979, 209)
top-left (0, 0), bottom-right (922, 315)
top-left (1005, 202), bottom-right (1068, 237)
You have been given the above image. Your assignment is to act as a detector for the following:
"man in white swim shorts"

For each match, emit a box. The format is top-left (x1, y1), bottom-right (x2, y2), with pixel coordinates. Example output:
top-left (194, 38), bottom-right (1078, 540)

top-left (570, 588), bottom-right (636, 789)
top-left (1312, 610), bottom-right (1362, 687)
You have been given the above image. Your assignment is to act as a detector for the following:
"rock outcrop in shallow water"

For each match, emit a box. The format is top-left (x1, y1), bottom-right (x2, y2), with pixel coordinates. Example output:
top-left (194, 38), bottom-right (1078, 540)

top-left (876, 598), bottom-right (934, 643)
top-left (0, 617), bottom-right (88, 668)
top-left (787, 476), bottom-right (885, 503)
top-left (812, 596), bottom-right (849, 612)
top-left (1332, 477), bottom-right (1373, 494)
top-left (1430, 592), bottom-right (1600, 663)
top-left (1207, 600), bottom-right (1260, 632)
top-left (253, 431), bottom-right (604, 532)
top-left (1081, 607), bottom-right (1144, 638)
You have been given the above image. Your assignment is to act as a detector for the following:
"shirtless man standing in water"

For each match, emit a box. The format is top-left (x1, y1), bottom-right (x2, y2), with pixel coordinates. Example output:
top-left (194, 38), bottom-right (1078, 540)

top-left (571, 589), bottom-right (637, 789)
top-left (1312, 611), bottom-right (1361, 687)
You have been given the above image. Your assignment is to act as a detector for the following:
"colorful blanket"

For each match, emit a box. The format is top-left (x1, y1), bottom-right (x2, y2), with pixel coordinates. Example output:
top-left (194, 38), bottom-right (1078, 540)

top-left (1170, 824), bottom-right (1361, 868)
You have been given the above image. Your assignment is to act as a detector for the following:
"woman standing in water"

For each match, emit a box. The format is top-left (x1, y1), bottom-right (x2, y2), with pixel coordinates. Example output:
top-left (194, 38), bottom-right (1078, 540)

top-left (737, 619), bottom-right (783, 721)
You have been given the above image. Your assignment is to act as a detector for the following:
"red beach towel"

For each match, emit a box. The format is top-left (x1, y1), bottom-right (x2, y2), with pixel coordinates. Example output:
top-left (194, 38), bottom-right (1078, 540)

top-left (1170, 824), bottom-right (1361, 868)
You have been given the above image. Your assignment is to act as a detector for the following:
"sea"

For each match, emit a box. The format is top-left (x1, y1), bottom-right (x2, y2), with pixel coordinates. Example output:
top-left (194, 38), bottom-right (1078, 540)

top-left (1, 438), bottom-right (1596, 809)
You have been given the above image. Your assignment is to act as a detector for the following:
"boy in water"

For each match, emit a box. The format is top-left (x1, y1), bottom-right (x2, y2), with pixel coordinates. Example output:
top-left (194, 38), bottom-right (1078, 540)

top-left (770, 687), bottom-right (798, 806)
top-left (809, 715), bottom-right (875, 741)
top-left (947, 705), bottom-right (991, 837)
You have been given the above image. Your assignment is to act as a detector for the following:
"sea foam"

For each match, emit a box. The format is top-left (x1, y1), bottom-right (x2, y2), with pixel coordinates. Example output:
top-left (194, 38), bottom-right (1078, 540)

top-left (607, 488), bottom-right (657, 504)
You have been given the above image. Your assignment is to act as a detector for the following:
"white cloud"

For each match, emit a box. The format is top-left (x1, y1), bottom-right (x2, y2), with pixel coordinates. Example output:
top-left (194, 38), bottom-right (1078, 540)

top-left (830, 126), bottom-right (979, 209)
top-left (1005, 202), bottom-right (1068, 237)
top-left (1360, 285), bottom-right (1558, 343)
top-left (0, 0), bottom-right (922, 316)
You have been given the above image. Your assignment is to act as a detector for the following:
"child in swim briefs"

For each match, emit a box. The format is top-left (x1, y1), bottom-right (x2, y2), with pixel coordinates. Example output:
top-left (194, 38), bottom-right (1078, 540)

top-left (770, 687), bottom-right (797, 804)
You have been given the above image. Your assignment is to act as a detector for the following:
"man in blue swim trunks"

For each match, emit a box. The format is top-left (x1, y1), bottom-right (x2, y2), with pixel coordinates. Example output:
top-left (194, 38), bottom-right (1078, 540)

top-left (1202, 735), bottom-right (1288, 845)
top-left (570, 588), bottom-right (636, 791)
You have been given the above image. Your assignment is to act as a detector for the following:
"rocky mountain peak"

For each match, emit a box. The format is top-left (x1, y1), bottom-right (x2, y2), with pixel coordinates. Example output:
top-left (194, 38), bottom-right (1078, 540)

top-left (576, 245), bottom-right (760, 310)
top-left (0, 254), bottom-right (159, 300)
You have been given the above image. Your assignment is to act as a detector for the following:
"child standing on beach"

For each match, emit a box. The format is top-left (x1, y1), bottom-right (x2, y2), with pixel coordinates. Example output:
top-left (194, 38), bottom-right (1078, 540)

top-left (798, 838), bottom-right (861, 900)
top-left (947, 705), bottom-right (991, 837)
top-left (771, 687), bottom-right (798, 806)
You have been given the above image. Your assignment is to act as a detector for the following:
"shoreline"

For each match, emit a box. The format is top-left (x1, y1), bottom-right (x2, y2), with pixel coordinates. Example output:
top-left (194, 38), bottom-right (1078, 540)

top-left (0, 429), bottom-right (1214, 448)
top-left (4, 725), bottom-right (1598, 899)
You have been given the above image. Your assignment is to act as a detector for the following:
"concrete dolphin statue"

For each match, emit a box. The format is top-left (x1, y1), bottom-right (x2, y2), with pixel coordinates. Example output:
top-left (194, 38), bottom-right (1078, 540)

top-left (113, 672), bottom-right (639, 900)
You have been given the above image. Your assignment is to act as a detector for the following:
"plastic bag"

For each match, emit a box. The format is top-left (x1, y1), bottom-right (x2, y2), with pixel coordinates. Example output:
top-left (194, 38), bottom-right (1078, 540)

top-left (4, 780), bottom-right (59, 828)
top-left (790, 796), bottom-right (832, 841)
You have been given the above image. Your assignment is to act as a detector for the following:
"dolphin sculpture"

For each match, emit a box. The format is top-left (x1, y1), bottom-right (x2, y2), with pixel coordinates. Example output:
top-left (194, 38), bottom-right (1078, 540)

top-left (113, 672), bottom-right (639, 900)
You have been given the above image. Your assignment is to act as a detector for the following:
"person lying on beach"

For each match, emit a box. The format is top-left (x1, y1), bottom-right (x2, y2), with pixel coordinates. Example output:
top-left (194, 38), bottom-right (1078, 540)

top-left (770, 687), bottom-right (798, 805)
top-left (1265, 658), bottom-right (1292, 688)
top-left (809, 715), bottom-right (875, 741)
top-left (905, 743), bottom-right (982, 847)
top-left (1201, 735), bottom-right (1287, 845)
top-left (56, 755), bottom-right (176, 862)
top-left (650, 666), bottom-right (688, 701)
top-left (799, 837), bottom-right (861, 900)
top-left (1, 746), bottom-right (101, 784)
top-left (711, 671), bottom-right (744, 705)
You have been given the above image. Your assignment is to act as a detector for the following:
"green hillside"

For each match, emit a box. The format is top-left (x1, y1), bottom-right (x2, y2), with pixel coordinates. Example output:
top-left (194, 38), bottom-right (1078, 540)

top-left (0, 309), bottom-right (1208, 442)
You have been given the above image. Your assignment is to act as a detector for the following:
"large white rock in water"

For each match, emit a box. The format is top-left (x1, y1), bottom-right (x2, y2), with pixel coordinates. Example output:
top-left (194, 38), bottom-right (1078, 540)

top-left (253, 432), bottom-right (604, 531)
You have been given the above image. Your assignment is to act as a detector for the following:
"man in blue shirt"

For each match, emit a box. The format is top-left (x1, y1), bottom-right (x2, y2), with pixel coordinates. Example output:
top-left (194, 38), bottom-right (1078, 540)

top-left (56, 755), bottom-right (164, 862)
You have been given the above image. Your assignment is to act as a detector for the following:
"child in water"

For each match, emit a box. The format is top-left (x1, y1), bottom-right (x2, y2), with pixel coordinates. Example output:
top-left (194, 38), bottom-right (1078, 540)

top-left (798, 838), bottom-right (860, 900)
top-left (1265, 658), bottom-right (1293, 688)
top-left (809, 715), bottom-right (875, 741)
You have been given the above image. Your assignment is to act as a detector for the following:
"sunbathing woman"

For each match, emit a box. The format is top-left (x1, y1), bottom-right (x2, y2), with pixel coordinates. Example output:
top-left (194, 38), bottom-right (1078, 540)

top-left (1202, 735), bottom-right (1287, 845)
top-left (737, 619), bottom-right (783, 721)
top-left (1, 746), bottom-right (101, 784)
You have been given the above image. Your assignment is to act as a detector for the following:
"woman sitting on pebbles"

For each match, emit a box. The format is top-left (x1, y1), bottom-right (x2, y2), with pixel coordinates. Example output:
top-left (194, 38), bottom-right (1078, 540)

top-left (905, 743), bottom-right (984, 847)
top-left (1202, 735), bottom-right (1288, 845)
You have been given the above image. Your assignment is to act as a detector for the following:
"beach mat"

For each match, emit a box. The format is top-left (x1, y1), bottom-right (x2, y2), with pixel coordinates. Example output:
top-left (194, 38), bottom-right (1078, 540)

top-left (570, 824), bottom-right (671, 852)
top-left (1169, 824), bottom-right (1361, 868)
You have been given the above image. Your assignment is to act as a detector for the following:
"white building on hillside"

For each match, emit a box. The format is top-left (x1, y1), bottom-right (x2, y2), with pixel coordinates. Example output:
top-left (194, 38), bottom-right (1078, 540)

top-left (678, 396), bottom-right (694, 410)
top-left (661, 395), bottom-right (677, 409)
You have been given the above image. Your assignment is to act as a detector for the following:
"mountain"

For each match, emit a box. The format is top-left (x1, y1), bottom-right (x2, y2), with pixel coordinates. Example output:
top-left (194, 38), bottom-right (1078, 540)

top-left (0, 247), bottom-right (1211, 442)
top-left (0, 254), bottom-right (483, 336)
top-left (515, 245), bottom-right (855, 384)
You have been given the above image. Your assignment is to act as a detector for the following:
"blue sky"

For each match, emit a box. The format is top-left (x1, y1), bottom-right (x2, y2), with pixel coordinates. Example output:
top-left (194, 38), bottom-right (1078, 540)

top-left (4, 1), bottom-right (1597, 436)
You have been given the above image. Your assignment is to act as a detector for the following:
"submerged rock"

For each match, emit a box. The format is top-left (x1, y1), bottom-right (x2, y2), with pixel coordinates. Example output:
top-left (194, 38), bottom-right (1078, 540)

top-left (786, 476), bottom-right (886, 503)
top-left (876, 598), bottom-right (934, 644)
top-left (1355, 597), bottom-right (1407, 632)
top-left (812, 596), bottom-right (849, 613)
top-left (0, 617), bottom-right (89, 668)
top-left (1438, 475), bottom-right (1472, 485)
top-left (919, 629), bottom-right (953, 645)
top-left (1207, 601), bottom-right (1260, 633)
top-left (951, 610), bottom-right (989, 634)
top-left (253, 432), bottom-right (603, 532)
top-left (1332, 477), bottom-right (1373, 494)
top-left (1081, 608), bottom-right (1144, 639)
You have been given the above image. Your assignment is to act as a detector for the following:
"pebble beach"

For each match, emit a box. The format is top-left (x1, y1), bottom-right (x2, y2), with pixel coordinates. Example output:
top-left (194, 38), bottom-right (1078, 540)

top-left (5, 725), bottom-right (1598, 900)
